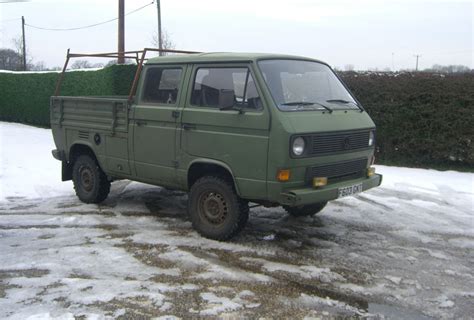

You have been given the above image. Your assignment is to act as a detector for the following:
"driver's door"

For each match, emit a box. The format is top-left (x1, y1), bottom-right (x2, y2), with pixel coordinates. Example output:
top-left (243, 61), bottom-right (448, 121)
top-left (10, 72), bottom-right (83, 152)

top-left (179, 64), bottom-right (270, 199)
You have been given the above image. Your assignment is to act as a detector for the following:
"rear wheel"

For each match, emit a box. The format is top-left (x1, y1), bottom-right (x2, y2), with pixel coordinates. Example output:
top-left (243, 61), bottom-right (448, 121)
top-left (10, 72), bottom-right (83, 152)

top-left (188, 176), bottom-right (249, 240)
top-left (283, 202), bottom-right (327, 217)
top-left (72, 154), bottom-right (110, 204)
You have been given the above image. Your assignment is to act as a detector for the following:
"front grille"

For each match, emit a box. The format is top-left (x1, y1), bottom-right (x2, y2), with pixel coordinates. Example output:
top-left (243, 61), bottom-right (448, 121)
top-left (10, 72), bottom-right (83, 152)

top-left (306, 158), bottom-right (367, 184)
top-left (310, 130), bottom-right (370, 156)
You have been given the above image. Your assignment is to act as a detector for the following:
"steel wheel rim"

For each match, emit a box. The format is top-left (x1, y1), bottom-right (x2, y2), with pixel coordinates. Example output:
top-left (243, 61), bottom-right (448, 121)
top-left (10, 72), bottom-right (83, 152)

top-left (79, 165), bottom-right (94, 192)
top-left (198, 191), bottom-right (228, 225)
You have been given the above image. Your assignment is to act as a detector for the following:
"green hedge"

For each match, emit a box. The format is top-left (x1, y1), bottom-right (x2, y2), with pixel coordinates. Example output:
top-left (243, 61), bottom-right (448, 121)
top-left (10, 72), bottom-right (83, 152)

top-left (0, 65), bottom-right (137, 127)
top-left (1, 67), bottom-right (473, 170)
top-left (339, 72), bottom-right (474, 170)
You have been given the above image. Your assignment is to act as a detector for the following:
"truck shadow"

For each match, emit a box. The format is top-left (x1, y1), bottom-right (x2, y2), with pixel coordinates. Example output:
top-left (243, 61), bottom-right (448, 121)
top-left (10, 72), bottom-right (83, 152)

top-left (104, 182), bottom-right (351, 247)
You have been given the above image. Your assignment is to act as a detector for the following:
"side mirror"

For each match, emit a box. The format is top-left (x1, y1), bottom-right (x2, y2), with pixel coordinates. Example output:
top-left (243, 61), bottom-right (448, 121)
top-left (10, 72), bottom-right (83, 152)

top-left (218, 89), bottom-right (235, 110)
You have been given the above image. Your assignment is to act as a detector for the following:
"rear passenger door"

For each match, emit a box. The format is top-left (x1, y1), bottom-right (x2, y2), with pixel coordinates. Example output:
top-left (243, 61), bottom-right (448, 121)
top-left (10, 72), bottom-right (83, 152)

top-left (179, 64), bottom-right (270, 199)
top-left (132, 65), bottom-right (186, 186)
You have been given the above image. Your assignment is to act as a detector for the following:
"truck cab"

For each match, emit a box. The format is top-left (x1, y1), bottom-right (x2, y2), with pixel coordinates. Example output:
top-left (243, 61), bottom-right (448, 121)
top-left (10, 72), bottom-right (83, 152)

top-left (51, 51), bottom-right (382, 240)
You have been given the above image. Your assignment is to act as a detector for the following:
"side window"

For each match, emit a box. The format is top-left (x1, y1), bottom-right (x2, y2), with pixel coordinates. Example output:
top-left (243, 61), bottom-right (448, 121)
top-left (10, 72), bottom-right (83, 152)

top-left (191, 67), bottom-right (262, 109)
top-left (142, 67), bottom-right (182, 104)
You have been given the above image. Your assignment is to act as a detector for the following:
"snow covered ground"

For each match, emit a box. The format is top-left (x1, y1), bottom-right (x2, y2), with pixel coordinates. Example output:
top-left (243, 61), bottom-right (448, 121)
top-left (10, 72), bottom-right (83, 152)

top-left (0, 121), bottom-right (473, 319)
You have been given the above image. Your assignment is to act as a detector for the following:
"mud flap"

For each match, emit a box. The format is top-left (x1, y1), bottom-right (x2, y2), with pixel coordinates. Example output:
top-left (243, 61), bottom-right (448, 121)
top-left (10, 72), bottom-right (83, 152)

top-left (62, 161), bottom-right (72, 181)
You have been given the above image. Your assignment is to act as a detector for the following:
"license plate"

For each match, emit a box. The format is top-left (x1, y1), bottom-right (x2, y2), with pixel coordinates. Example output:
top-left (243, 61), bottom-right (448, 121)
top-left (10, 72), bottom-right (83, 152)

top-left (338, 183), bottom-right (363, 198)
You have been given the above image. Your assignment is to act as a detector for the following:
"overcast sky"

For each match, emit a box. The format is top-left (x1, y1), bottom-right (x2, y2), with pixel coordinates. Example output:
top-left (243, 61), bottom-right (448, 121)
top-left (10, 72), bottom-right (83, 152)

top-left (0, 0), bottom-right (472, 70)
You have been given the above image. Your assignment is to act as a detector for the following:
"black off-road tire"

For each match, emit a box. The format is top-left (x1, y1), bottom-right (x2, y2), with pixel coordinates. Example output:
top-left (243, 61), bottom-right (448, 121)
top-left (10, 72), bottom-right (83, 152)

top-left (283, 202), bottom-right (328, 217)
top-left (188, 176), bottom-right (249, 241)
top-left (72, 154), bottom-right (111, 204)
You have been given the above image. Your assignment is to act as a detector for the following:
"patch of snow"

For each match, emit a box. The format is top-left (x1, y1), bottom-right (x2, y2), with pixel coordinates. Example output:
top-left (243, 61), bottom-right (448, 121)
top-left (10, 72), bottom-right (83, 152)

top-left (238, 290), bottom-right (255, 298)
top-left (241, 257), bottom-right (345, 283)
top-left (25, 313), bottom-right (75, 320)
top-left (196, 263), bottom-right (272, 283)
top-left (130, 231), bottom-right (276, 256)
top-left (195, 292), bottom-right (242, 316)
top-left (0, 68), bottom-right (103, 74)
top-left (158, 247), bottom-right (271, 283)
top-left (385, 276), bottom-right (402, 285)
top-left (0, 122), bottom-right (73, 201)
top-left (439, 299), bottom-right (455, 309)
top-left (263, 234), bottom-right (275, 241)
top-left (424, 249), bottom-right (450, 260)
top-left (285, 293), bottom-right (367, 316)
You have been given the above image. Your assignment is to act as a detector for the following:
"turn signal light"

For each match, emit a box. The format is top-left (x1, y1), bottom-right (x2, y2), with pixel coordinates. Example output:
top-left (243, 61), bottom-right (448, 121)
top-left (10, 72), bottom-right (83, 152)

top-left (277, 169), bottom-right (291, 182)
top-left (367, 167), bottom-right (376, 177)
top-left (313, 177), bottom-right (328, 188)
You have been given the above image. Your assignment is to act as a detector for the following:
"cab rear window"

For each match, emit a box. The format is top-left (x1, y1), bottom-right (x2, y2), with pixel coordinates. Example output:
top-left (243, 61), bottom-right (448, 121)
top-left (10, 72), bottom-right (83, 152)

top-left (142, 67), bottom-right (182, 104)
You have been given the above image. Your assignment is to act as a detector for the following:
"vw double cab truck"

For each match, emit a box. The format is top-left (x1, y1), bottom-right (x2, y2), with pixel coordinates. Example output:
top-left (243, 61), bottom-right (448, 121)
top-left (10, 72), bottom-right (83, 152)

top-left (51, 52), bottom-right (382, 240)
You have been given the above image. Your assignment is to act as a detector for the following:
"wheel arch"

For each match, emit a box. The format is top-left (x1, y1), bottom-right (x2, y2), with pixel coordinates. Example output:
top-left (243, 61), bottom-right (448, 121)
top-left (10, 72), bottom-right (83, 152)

top-left (187, 159), bottom-right (241, 196)
top-left (69, 142), bottom-right (98, 163)
top-left (64, 143), bottom-right (106, 180)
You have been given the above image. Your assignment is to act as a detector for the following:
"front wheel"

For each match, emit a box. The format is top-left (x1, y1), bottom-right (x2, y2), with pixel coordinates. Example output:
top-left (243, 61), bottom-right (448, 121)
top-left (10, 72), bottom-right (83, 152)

top-left (72, 154), bottom-right (110, 204)
top-left (188, 176), bottom-right (249, 241)
top-left (283, 202), bottom-right (328, 217)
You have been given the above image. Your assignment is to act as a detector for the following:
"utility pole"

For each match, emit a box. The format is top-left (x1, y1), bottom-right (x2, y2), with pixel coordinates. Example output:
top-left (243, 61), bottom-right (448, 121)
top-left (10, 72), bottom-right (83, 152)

top-left (156, 0), bottom-right (163, 56)
top-left (414, 54), bottom-right (421, 71)
top-left (118, 0), bottom-right (125, 64)
top-left (21, 16), bottom-right (26, 71)
top-left (391, 52), bottom-right (395, 71)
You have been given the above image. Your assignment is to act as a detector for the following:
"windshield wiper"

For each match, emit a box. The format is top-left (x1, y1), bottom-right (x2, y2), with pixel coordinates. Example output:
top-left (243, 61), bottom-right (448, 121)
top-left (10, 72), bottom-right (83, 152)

top-left (326, 99), bottom-right (356, 104)
top-left (280, 101), bottom-right (333, 113)
top-left (326, 99), bottom-right (364, 113)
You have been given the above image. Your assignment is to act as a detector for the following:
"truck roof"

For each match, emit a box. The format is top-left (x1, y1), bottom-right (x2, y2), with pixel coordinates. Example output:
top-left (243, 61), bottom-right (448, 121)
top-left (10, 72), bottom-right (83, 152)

top-left (145, 52), bottom-right (328, 65)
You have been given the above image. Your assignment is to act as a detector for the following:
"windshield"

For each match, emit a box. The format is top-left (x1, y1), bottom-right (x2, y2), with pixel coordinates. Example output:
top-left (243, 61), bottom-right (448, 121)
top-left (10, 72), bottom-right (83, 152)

top-left (258, 59), bottom-right (359, 111)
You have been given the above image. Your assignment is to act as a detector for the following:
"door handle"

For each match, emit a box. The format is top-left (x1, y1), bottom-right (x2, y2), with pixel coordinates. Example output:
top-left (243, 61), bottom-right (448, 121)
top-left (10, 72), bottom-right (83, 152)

top-left (136, 120), bottom-right (147, 126)
top-left (182, 123), bottom-right (196, 130)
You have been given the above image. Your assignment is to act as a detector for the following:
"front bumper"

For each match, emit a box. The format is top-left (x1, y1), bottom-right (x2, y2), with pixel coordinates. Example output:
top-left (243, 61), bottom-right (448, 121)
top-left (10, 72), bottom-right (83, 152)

top-left (279, 174), bottom-right (382, 206)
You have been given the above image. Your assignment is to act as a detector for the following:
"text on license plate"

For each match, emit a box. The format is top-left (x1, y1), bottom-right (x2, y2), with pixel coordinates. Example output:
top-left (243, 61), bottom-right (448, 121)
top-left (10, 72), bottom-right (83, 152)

top-left (338, 183), bottom-right (363, 198)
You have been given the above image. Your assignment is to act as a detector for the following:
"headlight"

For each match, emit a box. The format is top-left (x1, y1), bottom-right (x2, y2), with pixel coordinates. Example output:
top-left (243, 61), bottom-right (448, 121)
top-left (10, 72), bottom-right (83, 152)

top-left (292, 137), bottom-right (305, 156)
top-left (368, 131), bottom-right (375, 147)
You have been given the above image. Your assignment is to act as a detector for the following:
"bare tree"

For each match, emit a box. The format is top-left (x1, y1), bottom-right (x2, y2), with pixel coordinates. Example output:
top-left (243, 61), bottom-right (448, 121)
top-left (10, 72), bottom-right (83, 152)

top-left (151, 30), bottom-right (176, 54)
top-left (12, 36), bottom-right (33, 70)
top-left (70, 60), bottom-right (92, 69)
top-left (344, 64), bottom-right (355, 71)
top-left (30, 61), bottom-right (47, 71)
top-left (70, 60), bottom-right (104, 70)
top-left (104, 59), bottom-right (134, 67)
top-left (0, 48), bottom-right (22, 70)
top-left (427, 64), bottom-right (471, 73)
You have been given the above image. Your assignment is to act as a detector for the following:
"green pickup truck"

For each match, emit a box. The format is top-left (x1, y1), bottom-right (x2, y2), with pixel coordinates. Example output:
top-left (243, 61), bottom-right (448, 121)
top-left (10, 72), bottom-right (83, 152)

top-left (51, 50), bottom-right (382, 240)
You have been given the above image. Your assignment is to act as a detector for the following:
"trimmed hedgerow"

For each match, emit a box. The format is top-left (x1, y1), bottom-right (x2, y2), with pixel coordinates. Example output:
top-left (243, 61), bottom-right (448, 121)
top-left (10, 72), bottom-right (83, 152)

top-left (340, 72), bottom-right (474, 170)
top-left (0, 64), bottom-right (137, 127)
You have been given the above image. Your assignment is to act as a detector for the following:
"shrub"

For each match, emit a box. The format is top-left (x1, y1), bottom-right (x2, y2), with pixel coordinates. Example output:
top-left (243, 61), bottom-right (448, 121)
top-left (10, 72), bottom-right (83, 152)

top-left (340, 72), bottom-right (474, 169)
top-left (0, 65), bottom-right (137, 127)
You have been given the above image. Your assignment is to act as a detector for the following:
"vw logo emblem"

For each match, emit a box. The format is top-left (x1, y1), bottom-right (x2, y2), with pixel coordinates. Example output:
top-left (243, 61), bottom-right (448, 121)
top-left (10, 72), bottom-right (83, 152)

top-left (343, 137), bottom-right (351, 149)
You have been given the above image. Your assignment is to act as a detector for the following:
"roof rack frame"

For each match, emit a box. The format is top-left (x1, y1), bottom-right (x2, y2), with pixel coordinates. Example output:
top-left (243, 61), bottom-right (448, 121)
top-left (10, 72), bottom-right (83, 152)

top-left (54, 48), bottom-right (201, 102)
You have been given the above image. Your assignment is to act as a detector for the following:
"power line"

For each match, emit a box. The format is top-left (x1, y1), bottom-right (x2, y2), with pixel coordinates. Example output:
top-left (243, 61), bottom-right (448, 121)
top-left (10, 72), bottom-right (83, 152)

top-left (24, 1), bottom-right (153, 31)
top-left (0, 17), bottom-right (21, 23)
